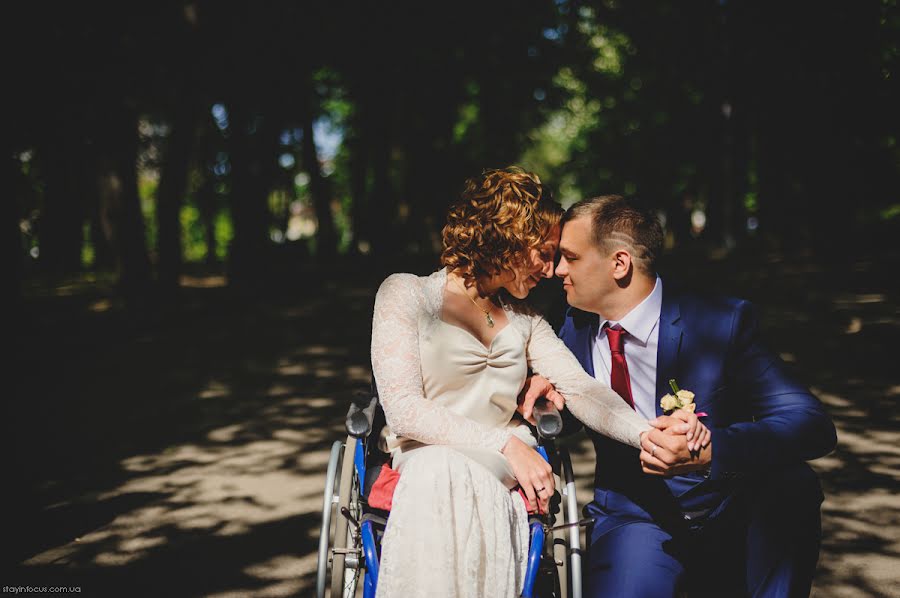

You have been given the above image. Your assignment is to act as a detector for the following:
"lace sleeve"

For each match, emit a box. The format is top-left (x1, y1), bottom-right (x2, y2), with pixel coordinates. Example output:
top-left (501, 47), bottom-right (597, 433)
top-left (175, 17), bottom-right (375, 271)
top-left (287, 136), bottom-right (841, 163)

top-left (525, 315), bottom-right (650, 449)
top-left (370, 274), bottom-right (512, 452)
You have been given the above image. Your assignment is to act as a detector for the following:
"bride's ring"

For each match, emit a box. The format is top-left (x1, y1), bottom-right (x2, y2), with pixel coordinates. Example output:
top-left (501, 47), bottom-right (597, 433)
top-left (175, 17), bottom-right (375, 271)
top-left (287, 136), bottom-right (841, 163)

top-left (651, 444), bottom-right (658, 458)
top-left (537, 487), bottom-right (546, 494)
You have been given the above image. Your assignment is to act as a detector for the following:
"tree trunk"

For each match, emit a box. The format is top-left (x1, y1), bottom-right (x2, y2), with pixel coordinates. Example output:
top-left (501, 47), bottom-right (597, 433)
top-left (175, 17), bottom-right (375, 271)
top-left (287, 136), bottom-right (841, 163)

top-left (2, 155), bottom-right (24, 322)
top-left (109, 110), bottom-right (152, 309)
top-left (156, 106), bottom-right (197, 297)
top-left (706, 113), bottom-right (737, 252)
top-left (302, 110), bottom-right (337, 260)
top-left (401, 117), bottom-right (439, 256)
top-left (367, 90), bottom-right (393, 263)
top-left (227, 104), bottom-right (275, 292)
top-left (85, 143), bottom-right (115, 270)
top-left (38, 129), bottom-right (84, 274)
top-left (754, 126), bottom-right (791, 252)
top-left (197, 173), bottom-right (219, 268)
top-left (346, 112), bottom-right (368, 256)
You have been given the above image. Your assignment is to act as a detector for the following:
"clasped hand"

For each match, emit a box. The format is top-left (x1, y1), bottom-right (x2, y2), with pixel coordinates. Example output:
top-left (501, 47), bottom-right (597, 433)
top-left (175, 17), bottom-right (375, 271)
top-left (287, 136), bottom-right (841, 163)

top-left (518, 374), bottom-right (713, 478)
top-left (639, 412), bottom-right (712, 477)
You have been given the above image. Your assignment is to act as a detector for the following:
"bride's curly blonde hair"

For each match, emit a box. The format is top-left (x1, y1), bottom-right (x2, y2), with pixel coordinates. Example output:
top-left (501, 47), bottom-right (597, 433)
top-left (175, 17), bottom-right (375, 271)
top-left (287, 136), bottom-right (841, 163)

top-left (441, 167), bottom-right (562, 286)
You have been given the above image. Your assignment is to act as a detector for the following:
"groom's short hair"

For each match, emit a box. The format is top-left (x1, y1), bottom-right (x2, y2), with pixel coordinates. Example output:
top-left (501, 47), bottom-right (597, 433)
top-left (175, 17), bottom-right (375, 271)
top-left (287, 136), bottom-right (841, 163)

top-left (562, 195), bottom-right (663, 276)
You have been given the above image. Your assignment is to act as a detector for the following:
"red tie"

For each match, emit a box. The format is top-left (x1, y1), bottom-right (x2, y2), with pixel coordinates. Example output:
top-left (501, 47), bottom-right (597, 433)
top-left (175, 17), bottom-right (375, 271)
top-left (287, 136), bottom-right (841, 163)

top-left (604, 324), bottom-right (635, 409)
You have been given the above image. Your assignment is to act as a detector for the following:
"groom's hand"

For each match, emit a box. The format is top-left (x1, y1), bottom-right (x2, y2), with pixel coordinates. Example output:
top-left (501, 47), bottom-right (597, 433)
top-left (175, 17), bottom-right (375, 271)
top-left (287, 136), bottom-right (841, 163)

top-left (517, 374), bottom-right (565, 425)
top-left (639, 420), bottom-right (712, 477)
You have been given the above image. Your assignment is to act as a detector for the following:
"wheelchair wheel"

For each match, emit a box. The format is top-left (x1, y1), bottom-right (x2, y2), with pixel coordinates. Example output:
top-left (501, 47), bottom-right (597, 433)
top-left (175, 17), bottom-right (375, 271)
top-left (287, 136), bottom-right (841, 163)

top-left (330, 436), bottom-right (361, 597)
top-left (552, 529), bottom-right (569, 598)
top-left (529, 522), bottom-right (569, 598)
top-left (534, 445), bottom-right (582, 598)
top-left (316, 437), bottom-right (362, 598)
top-left (536, 486), bottom-right (572, 598)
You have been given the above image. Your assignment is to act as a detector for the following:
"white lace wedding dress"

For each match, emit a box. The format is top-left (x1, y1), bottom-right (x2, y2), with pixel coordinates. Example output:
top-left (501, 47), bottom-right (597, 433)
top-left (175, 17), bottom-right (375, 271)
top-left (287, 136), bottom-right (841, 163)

top-left (370, 269), bottom-right (650, 598)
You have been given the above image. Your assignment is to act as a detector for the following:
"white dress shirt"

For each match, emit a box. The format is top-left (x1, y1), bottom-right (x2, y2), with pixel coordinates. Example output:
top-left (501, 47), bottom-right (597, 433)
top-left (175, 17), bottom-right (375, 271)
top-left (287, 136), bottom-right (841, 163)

top-left (591, 277), bottom-right (663, 420)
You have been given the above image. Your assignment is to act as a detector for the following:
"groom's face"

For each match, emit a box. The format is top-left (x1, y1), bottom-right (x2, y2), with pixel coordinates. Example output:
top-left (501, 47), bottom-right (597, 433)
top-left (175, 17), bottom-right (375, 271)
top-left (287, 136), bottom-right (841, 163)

top-left (556, 216), bottom-right (615, 312)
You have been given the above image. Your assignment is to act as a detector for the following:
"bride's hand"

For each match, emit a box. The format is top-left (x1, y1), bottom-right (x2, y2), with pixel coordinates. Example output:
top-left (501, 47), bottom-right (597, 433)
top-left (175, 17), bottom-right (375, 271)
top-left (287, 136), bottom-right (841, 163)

top-left (649, 409), bottom-right (711, 452)
top-left (517, 374), bottom-right (565, 426)
top-left (501, 435), bottom-right (554, 513)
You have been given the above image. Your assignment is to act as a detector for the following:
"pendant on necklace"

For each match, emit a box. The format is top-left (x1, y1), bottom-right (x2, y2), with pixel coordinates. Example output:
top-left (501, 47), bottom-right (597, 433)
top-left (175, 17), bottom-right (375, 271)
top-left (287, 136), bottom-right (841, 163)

top-left (485, 313), bottom-right (495, 328)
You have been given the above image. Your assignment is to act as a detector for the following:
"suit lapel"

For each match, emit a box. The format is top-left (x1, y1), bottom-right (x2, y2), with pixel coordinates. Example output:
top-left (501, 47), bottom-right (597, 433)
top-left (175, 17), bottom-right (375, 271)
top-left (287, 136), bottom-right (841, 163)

top-left (571, 309), bottom-right (597, 377)
top-left (655, 291), bottom-right (683, 417)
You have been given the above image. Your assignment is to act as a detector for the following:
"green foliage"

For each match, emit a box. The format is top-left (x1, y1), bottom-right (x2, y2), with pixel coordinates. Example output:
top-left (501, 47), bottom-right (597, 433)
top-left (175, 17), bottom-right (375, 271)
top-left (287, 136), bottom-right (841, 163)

top-left (453, 94), bottom-right (480, 144)
top-left (81, 222), bottom-right (94, 269)
top-left (520, 68), bottom-right (603, 207)
top-left (333, 196), bottom-right (352, 253)
top-left (577, 7), bottom-right (634, 77)
top-left (12, 0), bottom-right (898, 286)
top-left (214, 209), bottom-right (233, 261)
top-left (180, 204), bottom-right (207, 262)
top-left (880, 204), bottom-right (900, 220)
top-left (139, 175), bottom-right (158, 254)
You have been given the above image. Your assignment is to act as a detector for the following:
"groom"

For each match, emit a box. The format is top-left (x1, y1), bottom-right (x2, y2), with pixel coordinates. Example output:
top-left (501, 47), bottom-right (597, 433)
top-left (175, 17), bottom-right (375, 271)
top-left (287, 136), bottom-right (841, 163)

top-left (523, 195), bottom-right (837, 596)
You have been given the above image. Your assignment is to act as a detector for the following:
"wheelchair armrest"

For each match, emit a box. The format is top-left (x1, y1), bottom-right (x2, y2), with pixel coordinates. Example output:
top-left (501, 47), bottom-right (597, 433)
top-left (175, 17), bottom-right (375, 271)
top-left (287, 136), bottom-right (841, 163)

top-left (346, 394), bottom-right (379, 438)
top-left (533, 397), bottom-right (563, 440)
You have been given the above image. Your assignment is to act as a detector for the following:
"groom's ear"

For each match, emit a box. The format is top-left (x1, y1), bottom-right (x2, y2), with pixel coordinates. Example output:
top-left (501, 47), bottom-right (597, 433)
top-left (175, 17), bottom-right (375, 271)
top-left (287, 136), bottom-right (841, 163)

top-left (611, 249), bottom-right (633, 280)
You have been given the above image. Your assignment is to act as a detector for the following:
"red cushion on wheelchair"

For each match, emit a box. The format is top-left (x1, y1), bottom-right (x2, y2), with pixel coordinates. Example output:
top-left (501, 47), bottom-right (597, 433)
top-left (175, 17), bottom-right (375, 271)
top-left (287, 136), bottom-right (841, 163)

top-left (516, 487), bottom-right (543, 515)
top-left (368, 462), bottom-right (401, 511)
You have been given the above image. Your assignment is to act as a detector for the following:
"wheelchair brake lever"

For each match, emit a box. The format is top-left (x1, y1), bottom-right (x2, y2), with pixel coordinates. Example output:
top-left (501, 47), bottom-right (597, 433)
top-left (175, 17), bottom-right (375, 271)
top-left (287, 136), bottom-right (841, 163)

top-left (340, 506), bottom-right (361, 531)
top-left (546, 517), bottom-right (595, 533)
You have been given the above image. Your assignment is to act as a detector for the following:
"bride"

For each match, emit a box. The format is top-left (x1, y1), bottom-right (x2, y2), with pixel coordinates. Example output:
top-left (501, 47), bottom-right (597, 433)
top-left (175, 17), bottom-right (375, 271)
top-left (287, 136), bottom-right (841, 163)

top-left (370, 167), bottom-right (704, 597)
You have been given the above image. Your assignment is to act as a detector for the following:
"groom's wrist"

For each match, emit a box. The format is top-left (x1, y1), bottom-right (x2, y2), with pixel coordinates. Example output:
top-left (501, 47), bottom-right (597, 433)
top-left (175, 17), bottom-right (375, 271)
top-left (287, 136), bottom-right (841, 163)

top-left (706, 430), bottom-right (741, 480)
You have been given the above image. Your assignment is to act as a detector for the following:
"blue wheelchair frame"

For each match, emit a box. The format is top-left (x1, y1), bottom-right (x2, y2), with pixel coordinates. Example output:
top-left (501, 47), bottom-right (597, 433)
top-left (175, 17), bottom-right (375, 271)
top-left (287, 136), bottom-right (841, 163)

top-left (318, 392), bottom-right (586, 598)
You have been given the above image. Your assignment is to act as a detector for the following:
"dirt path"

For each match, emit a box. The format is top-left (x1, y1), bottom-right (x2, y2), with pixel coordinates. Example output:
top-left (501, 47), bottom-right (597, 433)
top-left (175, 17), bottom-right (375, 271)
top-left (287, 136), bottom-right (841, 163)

top-left (6, 256), bottom-right (899, 597)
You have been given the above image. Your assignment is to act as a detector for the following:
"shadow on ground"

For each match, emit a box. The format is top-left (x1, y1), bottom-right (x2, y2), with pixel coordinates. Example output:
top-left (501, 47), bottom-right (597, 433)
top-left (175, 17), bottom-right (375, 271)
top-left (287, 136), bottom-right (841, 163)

top-left (4, 251), bottom-right (899, 597)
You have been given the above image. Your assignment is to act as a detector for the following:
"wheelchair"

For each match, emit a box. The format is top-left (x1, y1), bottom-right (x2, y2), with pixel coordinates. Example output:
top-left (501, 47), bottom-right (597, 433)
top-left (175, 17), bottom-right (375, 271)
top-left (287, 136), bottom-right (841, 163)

top-left (316, 389), bottom-right (589, 598)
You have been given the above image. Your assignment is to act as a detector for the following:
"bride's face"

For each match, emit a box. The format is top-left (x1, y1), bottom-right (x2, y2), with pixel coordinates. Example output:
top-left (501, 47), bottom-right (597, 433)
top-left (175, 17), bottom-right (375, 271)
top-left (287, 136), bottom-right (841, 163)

top-left (493, 225), bottom-right (561, 299)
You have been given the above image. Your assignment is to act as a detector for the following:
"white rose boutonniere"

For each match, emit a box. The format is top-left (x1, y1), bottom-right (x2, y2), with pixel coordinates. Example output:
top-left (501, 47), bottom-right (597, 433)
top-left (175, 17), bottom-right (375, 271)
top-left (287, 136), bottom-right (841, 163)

top-left (660, 379), bottom-right (707, 417)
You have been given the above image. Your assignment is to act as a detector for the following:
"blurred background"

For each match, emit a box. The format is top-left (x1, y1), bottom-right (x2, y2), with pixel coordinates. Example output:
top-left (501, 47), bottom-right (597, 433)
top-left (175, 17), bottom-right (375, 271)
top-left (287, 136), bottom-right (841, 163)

top-left (4, 1), bottom-right (899, 596)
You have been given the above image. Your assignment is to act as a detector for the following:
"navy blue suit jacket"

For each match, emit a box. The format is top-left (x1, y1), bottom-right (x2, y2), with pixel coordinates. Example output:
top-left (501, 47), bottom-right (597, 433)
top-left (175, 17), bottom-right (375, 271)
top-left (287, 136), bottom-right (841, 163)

top-left (558, 281), bottom-right (837, 536)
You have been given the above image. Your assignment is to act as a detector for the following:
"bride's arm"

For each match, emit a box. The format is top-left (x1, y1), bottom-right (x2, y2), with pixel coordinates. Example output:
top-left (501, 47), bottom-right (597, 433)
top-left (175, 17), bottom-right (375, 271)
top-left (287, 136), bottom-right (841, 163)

top-left (370, 274), bottom-right (512, 451)
top-left (525, 315), bottom-right (651, 449)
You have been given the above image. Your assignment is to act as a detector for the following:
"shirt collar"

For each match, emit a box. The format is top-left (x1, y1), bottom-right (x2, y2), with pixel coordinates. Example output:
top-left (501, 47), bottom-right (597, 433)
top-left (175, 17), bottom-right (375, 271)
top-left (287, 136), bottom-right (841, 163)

top-left (598, 277), bottom-right (663, 345)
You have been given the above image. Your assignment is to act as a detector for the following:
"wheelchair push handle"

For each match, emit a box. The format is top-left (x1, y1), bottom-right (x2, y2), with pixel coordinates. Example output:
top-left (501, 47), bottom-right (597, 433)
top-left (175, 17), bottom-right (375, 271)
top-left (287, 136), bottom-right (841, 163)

top-left (533, 397), bottom-right (563, 440)
top-left (346, 394), bottom-right (379, 438)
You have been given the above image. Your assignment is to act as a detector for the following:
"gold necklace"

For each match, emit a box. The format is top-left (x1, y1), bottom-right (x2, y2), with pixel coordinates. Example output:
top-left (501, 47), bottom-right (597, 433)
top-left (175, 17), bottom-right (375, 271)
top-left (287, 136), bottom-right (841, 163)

top-left (453, 277), bottom-right (495, 328)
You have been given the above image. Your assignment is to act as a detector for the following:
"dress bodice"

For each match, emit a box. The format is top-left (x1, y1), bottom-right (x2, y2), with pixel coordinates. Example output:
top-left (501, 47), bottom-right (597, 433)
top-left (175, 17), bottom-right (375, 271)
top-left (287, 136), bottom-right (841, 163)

top-left (420, 320), bottom-right (527, 429)
top-left (383, 317), bottom-right (530, 454)
top-left (371, 268), bottom-right (650, 456)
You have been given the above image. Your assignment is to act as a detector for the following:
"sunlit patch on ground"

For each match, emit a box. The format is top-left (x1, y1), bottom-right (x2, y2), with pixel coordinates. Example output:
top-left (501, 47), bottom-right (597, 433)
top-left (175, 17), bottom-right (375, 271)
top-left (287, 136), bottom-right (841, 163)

top-left (180, 275), bottom-right (228, 288)
top-left (11, 261), bottom-right (900, 597)
top-left (22, 396), bottom-right (341, 596)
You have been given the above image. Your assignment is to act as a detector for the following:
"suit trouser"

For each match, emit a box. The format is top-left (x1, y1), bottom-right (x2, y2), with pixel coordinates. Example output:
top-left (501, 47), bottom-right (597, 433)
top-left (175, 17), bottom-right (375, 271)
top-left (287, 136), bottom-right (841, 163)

top-left (584, 484), bottom-right (823, 597)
